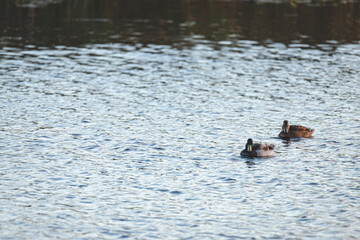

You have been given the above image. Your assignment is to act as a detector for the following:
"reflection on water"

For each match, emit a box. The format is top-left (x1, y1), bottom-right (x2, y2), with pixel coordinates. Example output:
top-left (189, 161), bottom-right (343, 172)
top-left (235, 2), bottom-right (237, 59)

top-left (1, 0), bottom-right (360, 239)
top-left (1, 0), bottom-right (360, 47)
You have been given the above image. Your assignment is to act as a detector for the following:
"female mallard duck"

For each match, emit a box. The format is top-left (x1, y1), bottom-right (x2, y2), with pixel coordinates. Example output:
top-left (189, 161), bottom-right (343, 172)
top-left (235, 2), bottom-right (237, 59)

top-left (278, 120), bottom-right (314, 138)
top-left (240, 138), bottom-right (275, 158)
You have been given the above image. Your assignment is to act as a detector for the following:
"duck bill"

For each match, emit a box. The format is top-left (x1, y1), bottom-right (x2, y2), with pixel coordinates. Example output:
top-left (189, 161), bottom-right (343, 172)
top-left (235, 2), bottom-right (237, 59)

top-left (247, 145), bottom-right (252, 151)
top-left (283, 126), bottom-right (287, 133)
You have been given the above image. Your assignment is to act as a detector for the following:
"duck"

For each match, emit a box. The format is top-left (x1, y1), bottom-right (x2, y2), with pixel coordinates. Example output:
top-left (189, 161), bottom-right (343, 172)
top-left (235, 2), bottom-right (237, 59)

top-left (240, 138), bottom-right (275, 158)
top-left (278, 120), bottom-right (314, 138)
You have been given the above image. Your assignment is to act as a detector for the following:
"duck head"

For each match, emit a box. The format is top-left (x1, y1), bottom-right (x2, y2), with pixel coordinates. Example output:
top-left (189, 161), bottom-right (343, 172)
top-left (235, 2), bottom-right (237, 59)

top-left (282, 120), bottom-right (290, 133)
top-left (246, 138), bottom-right (253, 151)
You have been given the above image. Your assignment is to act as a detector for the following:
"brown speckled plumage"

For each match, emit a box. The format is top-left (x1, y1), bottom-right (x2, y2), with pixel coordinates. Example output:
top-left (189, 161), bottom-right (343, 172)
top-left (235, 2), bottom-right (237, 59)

top-left (278, 120), bottom-right (314, 138)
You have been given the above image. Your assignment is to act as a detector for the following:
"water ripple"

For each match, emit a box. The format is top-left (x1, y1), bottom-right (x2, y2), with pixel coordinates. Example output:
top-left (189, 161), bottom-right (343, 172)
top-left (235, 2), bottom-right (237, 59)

top-left (0, 42), bottom-right (359, 239)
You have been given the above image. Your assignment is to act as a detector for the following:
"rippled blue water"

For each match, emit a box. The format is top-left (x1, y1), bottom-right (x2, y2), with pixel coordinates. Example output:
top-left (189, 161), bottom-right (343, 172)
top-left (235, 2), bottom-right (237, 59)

top-left (1, 40), bottom-right (360, 239)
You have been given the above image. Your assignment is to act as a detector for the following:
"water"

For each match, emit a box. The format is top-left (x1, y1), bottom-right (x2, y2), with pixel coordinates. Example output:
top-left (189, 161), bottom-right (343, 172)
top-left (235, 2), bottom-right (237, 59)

top-left (1, 0), bottom-right (360, 239)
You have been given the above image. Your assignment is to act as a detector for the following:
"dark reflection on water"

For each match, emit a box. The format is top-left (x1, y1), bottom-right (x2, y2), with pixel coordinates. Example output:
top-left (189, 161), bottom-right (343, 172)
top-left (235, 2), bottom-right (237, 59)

top-left (1, 0), bottom-right (360, 48)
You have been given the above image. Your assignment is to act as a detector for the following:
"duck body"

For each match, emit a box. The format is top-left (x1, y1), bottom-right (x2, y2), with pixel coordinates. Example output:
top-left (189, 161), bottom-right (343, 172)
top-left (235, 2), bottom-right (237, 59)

top-left (241, 138), bottom-right (275, 158)
top-left (278, 120), bottom-right (314, 138)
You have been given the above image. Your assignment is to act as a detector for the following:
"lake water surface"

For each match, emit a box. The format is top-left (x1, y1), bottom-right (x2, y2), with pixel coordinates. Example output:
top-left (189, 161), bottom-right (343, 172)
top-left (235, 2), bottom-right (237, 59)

top-left (1, 0), bottom-right (360, 239)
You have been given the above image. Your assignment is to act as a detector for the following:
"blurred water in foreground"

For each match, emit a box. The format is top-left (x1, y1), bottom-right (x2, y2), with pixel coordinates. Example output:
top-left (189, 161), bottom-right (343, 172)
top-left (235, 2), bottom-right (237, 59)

top-left (0, 0), bottom-right (360, 239)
